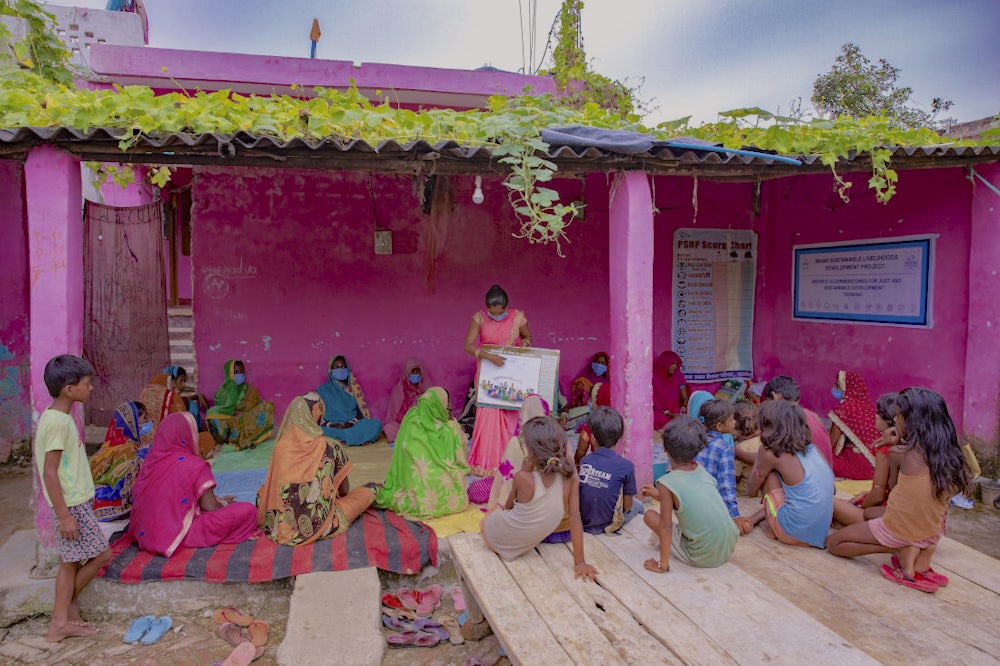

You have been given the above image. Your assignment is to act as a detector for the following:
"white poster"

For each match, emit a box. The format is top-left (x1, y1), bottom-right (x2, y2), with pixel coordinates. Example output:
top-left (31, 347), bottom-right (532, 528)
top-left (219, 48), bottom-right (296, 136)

top-left (672, 228), bottom-right (756, 382)
top-left (793, 237), bottom-right (932, 326)
top-left (477, 346), bottom-right (560, 411)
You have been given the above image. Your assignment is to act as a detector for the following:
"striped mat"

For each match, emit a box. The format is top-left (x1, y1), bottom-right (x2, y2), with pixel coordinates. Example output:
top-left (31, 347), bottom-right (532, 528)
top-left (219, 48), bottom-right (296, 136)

top-left (98, 508), bottom-right (436, 583)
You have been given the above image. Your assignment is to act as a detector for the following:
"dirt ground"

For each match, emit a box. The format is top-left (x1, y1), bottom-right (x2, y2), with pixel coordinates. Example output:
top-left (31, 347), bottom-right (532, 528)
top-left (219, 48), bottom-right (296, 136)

top-left (3, 462), bottom-right (997, 665)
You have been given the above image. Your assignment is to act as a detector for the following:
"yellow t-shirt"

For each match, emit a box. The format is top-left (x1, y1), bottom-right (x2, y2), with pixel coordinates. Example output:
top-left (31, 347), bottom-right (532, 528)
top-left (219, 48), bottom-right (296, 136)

top-left (34, 409), bottom-right (95, 508)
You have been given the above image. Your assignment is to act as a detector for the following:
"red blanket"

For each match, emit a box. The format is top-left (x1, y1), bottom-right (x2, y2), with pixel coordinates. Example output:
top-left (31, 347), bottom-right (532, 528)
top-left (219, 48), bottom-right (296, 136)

top-left (98, 508), bottom-right (436, 583)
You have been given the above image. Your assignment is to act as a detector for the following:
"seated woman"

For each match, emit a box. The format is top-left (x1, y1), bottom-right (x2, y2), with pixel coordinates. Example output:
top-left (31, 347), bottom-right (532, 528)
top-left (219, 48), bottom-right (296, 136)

top-left (129, 412), bottom-right (258, 556)
top-left (315, 355), bottom-right (383, 446)
top-left (257, 393), bottom-right (377, 545)
top-left (653, 351), bottom-right (689, 429)
top-left (206, 360), bottom-right (275, 450)
top-left (375, 387), bottom-right (469, 520)
top-left (383, 357), bottom-right (429, 442)
top-left (568, 352), bottom-right (610, 409)
top-left (139, 365), bottom-right (215, 456)
top-left (573, 383), bottom-right (611, 466)
top-left (828, 370), bottom-right (881, 480)
top-left (89, 401), bottom-right (153, 522)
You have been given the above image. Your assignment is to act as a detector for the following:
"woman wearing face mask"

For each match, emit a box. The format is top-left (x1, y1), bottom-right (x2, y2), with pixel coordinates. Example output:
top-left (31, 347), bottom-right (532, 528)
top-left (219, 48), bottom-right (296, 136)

top-left (139, 365), bottom-right (215, 456)
top-left (464, 284), bottom-right (533, 477)
top-left (652, 351), bottom-right (689, 430)
top-left (315, 355), bottom-right (383, 446)
top-left (828, 370), bottom-right (881, 480)
top-left (89, 401), bottom-right (154, 521)
top-left (206, 360), bottom-right (275, 451)
top-left (568, 352), bottom-right (610, 409)
top-left (383, 358), bottom-right (429, 443)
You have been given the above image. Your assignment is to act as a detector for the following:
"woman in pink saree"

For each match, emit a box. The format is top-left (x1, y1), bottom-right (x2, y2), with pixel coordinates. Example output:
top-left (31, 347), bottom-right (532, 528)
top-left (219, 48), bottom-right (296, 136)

top-left (129, 412), bottom-right (257, 557)
top-left (464, 284), bottom-right (533, 477)
top-left (383, 357), bottom-right (429, 442)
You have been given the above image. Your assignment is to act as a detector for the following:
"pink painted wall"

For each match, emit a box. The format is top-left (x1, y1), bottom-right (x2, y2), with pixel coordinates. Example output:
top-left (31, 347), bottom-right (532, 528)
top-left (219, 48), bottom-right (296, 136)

top-left (0, 160), bottom-right (32, 462)
top-left (650, 168), bottom-right (977, 436)
top-left (190, 168), bottom-right (612, 420)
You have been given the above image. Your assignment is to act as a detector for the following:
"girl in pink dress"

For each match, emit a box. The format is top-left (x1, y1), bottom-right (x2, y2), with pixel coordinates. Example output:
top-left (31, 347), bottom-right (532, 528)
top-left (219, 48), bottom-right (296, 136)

top-left (464, 285), bottom-right (532, 477)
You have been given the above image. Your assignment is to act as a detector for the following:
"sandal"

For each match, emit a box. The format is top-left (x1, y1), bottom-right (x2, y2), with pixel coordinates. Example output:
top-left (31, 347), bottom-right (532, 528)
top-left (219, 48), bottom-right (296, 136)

top-left (436, 614), bottom-right (465, 645)
top-left (386, 629), bottom-right (439, 648)
top-left (214, 607), bottom-right (254, 628)
top-left (880, 564), bottom-right (939, 593)
top-left (450, 586), bottom-right (466, 612)
top-left (416, 584), bottom-right (442, 615)
top-left (396, 586), bottom-right (421, 612)
top-left (247, 620), bottom-right (269, 647)
top-left (218, 622), bottom-right (250, 647)
top-left (381, 593), bottom-right (404, 610)
top-left (460, 618), bottom-right (494, 642)
top-left (892, 555), bottom-right (949, 587)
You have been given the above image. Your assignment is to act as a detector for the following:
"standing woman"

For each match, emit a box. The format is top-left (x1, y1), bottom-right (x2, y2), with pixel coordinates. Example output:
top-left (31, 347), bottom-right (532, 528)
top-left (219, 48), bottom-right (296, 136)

top-left (464, 284), bottom-right (532, 477)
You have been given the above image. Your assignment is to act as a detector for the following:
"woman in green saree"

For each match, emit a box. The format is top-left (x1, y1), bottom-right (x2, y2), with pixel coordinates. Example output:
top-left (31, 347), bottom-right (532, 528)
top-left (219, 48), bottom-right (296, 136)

top-left (375, 387), bottom-right (469, 520)
top-left (206, 360), bottom-right (275, 450)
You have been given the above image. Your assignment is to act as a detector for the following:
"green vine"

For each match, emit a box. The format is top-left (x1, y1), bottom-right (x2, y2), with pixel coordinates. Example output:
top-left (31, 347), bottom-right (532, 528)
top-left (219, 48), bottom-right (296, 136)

top-left (0, 0), bottom-right (73, 85)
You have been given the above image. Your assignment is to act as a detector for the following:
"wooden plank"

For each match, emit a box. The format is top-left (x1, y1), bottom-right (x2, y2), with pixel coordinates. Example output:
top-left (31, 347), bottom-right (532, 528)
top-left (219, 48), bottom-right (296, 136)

top-left (923, 536), bottom-right (1000, 595)
top-left (729, 525), bottom-right (1000, 663)
top-left (502, 548), bottom-right (626, 665)
top-left (535, 542), bottom-right (682, 665)
top-left (449, 533), bottom-right (573, 666)
top-left (561, 533), bottom-right (736, 665)
top-left (611, 517), bottom-right (876, 665)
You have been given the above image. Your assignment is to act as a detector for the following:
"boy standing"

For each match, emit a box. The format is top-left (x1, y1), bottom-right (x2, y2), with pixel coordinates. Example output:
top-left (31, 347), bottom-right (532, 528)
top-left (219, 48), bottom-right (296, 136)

top-left (640, 416), bottom-right (738, 571)
top-left (578, 407), bottom-right (643, 534)
top-left (34, 355), bottom-right (112, 642)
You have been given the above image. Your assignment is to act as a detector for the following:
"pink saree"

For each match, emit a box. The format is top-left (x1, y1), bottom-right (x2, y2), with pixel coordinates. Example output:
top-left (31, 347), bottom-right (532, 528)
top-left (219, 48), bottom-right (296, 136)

top-left (467, 309), bottom-right (526, 477)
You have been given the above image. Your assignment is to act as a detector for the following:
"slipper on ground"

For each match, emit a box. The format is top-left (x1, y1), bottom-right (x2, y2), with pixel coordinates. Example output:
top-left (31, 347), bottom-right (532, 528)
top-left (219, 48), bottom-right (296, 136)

top-left (221, 607), bottom-right (254, 628)
top-left (450, 586), bottom-right (466, 612)
top-left (123, 615), bottom-right (156, 644)
top-left (248, 620), bottom-right (269, 647)
top-left (396, 586), bottom-right (421, 612)
top-left (891, 555), bottom-right (949, 587)
top-left (386, 629), bottom-right (439, 648)
top-left (221, 641), bottom-right (257, 666)
top-left (880, 564), bottom-right (938, 593)
top-left (140, 616), bottom-right (173, 645)
top-left (416, 584), bottom-right (442, 615)
top-left (218, 621), bottom-right (249, 648)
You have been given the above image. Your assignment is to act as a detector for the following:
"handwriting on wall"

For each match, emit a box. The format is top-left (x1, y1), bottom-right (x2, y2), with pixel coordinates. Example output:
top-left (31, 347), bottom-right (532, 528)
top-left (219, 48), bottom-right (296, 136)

top-left (201, 258), bottom-right (258, 300)
top-left (29, 230), bottom-right (66, 287)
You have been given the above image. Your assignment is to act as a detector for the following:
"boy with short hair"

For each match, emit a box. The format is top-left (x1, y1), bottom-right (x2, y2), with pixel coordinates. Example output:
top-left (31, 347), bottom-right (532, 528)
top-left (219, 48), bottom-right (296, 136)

top-left (640, 416), bottom-right (739, 571)
top-left (578, 407), bottom-right (642, 534)
top-left (34, 355), bottom-right (113, 642)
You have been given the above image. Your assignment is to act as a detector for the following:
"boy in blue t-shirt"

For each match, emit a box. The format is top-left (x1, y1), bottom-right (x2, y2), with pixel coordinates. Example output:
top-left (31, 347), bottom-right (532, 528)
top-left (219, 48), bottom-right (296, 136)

top-left (578, 407), bottom-right (643, 534)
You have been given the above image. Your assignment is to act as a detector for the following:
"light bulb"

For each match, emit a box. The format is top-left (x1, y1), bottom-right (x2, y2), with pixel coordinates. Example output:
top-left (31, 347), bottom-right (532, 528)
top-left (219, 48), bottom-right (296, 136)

top-left (472, 175), bottom-right (484, 204)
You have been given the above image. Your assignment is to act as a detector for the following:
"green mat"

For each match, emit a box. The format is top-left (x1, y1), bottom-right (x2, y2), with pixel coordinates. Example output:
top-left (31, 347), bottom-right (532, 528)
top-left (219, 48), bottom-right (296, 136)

top-left (210, 439), bottom-right (275, 472)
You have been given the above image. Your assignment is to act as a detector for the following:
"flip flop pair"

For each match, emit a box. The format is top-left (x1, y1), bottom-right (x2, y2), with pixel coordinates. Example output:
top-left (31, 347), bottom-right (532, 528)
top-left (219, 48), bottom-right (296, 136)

top-left (891, 555), bottom-right (949, 587)
top-left (123, 615), bottom-right (172, 645)
top-left (386, 629), bottom-right (441, 648)
top-left (396, 584), bottom-right (442, 615)
top-left (880, 564), bottom-right (939, 593)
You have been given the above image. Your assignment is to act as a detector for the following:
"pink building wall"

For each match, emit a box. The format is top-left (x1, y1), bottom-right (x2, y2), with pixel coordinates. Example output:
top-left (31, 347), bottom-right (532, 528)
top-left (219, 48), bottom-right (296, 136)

top-left (190, 168), bottom-right (612, 419)
top-left (0, 160), bottom-right (32, 461)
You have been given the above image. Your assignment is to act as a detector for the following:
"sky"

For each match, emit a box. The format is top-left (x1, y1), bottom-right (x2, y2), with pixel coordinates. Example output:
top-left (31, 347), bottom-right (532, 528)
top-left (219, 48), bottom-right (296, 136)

top-left (66, 0), bottom-right (1000, 127)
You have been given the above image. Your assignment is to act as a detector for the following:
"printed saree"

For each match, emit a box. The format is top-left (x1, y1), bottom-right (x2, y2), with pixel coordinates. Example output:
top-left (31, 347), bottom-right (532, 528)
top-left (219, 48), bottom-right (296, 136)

top-left (829, 370), bottom-right (881, 480)
top-left (316, 355), bottom-right (383, 446)
top-left (206, 360), bottom-right (275, 450)
top-left (375, 388), bottom-right (469, 520)
top-left (89, 402), bottom-right (151, 521)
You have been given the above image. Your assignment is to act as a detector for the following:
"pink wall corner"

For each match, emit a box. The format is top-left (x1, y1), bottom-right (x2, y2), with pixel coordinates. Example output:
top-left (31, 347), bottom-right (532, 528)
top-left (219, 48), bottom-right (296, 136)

top-left (97, 164), bottom-right (155, 207)
top-left (189, 168), bottom-right (612, 422)
top-left (0, 160), bottom-right (32, 460)
top-left (963, 163), bottom-right (1000, 445)
top-left (608, 172), bottom-right (655, 486)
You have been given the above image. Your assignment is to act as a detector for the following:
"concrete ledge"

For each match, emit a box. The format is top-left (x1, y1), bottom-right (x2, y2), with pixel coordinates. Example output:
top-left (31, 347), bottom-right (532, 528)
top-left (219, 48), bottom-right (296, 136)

top-left (0, 529), bottom-right (292, 626)
top-left (278, 568), bottom-right (384, 666)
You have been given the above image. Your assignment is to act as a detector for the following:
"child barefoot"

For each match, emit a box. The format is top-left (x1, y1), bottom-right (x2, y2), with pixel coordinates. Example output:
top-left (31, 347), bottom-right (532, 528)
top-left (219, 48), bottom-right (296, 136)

top-left (827, 387), bottom-right (969, 592)
top-left (35, 356), bottom-right (113, 642)
top-left (695, 400), bottom-right (754, 534)
top-left (640, 416), bottom-right (738, 572)
top-left (747, 401), bottom-right (835, 548)
top-left (481, 416), bottom-right (598, 581)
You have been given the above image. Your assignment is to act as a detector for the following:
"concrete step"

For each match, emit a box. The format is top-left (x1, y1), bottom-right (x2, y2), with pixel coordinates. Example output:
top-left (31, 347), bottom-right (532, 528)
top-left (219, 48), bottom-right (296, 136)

top-left (169, 342), bottom-right (194, 354)
top-left (277, 568), bottom-right (384, 666)
top-left (168, 306), bottom-right (193, 317)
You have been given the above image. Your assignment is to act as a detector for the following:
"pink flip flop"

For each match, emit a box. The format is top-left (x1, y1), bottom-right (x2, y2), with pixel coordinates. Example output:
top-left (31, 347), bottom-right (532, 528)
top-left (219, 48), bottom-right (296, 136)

top-left (880, 564), bottom-right (939, 593)
top-left (450, 586), bottom-right (466, 612)
top-left (416, 585), bottom-right (442, 615)
top-left (221, 642), bottom-right (257, 666)
top-left (396, 587), bottom-right (421, 612)
top-left (891, 555), bottom-right (949, 587)
top-left (386, 629), bottom-right (440, 648)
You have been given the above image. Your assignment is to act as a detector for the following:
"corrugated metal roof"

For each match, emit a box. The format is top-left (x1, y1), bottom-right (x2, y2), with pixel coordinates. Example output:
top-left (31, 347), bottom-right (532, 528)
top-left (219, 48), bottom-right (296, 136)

top-left (2, 126), bottom-right (998, 177)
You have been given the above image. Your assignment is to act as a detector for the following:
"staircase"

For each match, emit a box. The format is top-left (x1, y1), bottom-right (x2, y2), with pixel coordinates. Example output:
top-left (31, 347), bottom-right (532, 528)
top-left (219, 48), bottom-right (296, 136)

top-left (168, 305), bottom-right (198, 390)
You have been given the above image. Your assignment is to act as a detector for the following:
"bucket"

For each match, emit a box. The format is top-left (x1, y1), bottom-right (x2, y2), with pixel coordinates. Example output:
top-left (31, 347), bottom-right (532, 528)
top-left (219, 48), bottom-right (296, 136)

top-left (980, 480), bottom-right (1000, 508)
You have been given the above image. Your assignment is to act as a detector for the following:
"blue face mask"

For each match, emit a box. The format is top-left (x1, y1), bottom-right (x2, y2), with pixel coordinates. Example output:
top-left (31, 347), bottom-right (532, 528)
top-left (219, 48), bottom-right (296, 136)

top-left (233, 373), bottom-right (246, 385)
top-left (138, 421), bottom-right (153, 436)
top-left (331, 368), bottom-right (350, 382)
top-left (831, 388), bottom-right (844, 401)
top-left (591, 362), bottom-right (607, 376)
top-left (408, 373), bottom-right (422, 385)
top-left (486, 310), bottom-right (508, 322)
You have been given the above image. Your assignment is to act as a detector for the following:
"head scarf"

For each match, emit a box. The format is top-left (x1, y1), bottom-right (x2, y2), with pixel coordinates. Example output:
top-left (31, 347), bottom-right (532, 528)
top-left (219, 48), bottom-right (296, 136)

top-left (652, 351), bottom-right (686, 428)
top-left (129, 412), bottom-right (213, 556)
top-left (104, 401), bottom-right (142, 447)
top-left (163, 365), bottom-right (184, 390)
top-left (569, 352), bottom-right (609, 408)
top-left (687, 390), bottom-right (715, 424)
top-left (317, 355), bottom-right (371, 422)
top-left (385, 357), bottom-right (429, 427)
top-left (210, 360), bottom-right (249, 416)
top-left (829, 370), bottom-right (881, 466)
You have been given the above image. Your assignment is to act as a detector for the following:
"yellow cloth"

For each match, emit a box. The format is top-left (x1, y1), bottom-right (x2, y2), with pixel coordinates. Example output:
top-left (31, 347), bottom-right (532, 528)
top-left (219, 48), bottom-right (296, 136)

top-left (424, 506), bottom-right (485, 537)
top-left (835, 479), bottom-right (871, 497)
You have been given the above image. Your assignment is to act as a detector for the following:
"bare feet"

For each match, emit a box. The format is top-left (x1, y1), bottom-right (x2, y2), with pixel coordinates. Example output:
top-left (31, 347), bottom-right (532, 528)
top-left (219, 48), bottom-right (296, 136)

top-left (46, 620), bottom-right (99, 643)
top-left (68, 600), bottom-right (90, 626)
